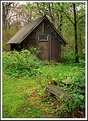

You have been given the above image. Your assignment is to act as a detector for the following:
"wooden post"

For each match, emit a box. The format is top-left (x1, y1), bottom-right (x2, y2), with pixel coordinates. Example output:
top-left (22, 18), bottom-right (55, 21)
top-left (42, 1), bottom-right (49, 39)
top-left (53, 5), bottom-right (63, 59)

top-left (42, 21), bottom-right (44, 33)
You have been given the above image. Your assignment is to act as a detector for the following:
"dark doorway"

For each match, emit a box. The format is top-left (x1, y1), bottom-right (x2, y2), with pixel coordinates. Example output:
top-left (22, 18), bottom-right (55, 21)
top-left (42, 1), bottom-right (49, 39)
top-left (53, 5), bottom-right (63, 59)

top-left (11, 43), bottom-right (23, 51)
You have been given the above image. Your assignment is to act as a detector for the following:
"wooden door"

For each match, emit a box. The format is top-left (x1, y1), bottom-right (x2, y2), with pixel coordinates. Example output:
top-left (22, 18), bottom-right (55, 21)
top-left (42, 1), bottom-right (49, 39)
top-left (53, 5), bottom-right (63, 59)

top-left (38, 34), bottom-right (50, 60)
top-left (38, 41), bottom-right (49, 60)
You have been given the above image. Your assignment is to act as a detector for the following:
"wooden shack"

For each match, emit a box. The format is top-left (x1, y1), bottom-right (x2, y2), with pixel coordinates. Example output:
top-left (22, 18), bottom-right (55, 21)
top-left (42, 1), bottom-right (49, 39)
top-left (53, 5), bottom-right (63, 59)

top-left (7, 16), bottom-right (67, 61)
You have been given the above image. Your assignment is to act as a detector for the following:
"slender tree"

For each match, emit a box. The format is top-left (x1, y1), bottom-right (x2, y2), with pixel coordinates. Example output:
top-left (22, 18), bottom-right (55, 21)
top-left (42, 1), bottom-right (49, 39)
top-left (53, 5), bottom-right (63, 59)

top-left (73, 3), bottom-right (79, 63)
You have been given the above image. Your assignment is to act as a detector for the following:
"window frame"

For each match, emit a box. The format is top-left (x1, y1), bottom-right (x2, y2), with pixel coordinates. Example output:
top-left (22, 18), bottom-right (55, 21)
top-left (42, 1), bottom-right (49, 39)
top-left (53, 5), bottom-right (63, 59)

top-left (38, 34), bottom-right (48, 41)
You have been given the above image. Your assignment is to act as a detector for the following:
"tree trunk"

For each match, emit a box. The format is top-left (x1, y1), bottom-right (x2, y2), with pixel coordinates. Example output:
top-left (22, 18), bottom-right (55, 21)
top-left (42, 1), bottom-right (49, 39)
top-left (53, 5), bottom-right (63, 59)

top-left (79, 31), bottom-right (83, 54)
top-left (73, 3), bottom-right (79, 63)
top-left (57, 13), bottom-right (62, 34)
top-left (59, 12), bottom-right (62, 33)
top-left (48, 3), bottom-right (55, 26)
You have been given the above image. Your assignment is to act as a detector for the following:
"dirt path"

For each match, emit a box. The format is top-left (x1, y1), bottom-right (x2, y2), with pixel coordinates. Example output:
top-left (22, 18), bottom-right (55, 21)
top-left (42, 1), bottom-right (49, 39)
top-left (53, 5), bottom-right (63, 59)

top-left (18, 85), bottom-right (61, 118)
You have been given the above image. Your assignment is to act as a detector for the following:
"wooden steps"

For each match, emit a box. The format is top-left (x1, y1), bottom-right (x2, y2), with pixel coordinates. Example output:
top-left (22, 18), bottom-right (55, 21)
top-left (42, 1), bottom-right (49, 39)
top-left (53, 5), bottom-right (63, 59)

top-left (46, 85), bottom-right (71, 99)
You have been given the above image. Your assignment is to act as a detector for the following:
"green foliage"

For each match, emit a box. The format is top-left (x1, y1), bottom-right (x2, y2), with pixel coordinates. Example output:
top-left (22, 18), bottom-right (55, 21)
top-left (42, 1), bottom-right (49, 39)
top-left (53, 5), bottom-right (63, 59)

top-left (40, 63), bottom-right (85, 83)
top-left (37, 62), bottom-right (85, 118)
top-left (2, 50), bottom-right (85, 118)
top-left (61, 51), bottom-right (75, 63)
top-left (61, 50), bottom-right (85, 65)
top-left (3, 22), bottom-right (21, 51)
top-left (57, 93), bottom-right (85, 118)
top-left (3, 50), bottom-right (43, 78)
top-left (28, 46), bottom-right (40, 56)
top-left (23, 107), bottom-right (44, 118)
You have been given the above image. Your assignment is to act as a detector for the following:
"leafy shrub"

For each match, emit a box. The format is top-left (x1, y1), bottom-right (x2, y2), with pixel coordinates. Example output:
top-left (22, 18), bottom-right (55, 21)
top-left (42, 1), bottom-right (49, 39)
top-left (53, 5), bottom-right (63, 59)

top-left (2, 50), bottom-right (43, 78)
top-left (78, 59), bottom-right (85, 67)
top-left (61, 51), bottom-right (85, 67)
top-left (57, 93), bottom-right (85, 118)
top-left (61, 51), bottom-right (75, 63)
top-left (79, 49), bottom-right (85, 60)
top-left (28, 46), bottom-right (40, 56)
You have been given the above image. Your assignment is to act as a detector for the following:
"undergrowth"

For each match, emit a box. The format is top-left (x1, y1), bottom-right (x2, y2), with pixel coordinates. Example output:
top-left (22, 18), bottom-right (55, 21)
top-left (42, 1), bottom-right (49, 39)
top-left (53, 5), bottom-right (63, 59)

top-left (2, 50), bottom-right (85, 118)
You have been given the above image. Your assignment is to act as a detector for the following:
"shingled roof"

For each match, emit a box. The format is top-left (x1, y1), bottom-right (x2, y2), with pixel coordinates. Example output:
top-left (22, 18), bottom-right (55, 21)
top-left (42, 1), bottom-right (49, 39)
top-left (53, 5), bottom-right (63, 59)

top-left (7, 16), bottom-right (67, 45)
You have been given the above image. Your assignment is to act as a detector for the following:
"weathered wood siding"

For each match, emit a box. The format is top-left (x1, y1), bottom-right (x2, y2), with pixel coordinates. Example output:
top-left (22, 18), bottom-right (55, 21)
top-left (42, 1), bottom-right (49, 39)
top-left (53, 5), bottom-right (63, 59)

top-left (44, 19), bottom-right (61, 61)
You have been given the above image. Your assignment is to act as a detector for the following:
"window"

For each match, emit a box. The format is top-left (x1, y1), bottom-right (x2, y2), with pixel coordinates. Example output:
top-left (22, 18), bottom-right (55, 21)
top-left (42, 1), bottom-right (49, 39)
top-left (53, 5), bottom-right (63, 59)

top-left (38, 34), bottom-right (48, 41)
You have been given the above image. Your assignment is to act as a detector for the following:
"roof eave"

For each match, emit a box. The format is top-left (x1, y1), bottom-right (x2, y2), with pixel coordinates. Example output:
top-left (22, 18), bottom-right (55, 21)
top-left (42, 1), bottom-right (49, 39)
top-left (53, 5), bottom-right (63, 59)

top-left (16, 16), bottom-right (46, 44)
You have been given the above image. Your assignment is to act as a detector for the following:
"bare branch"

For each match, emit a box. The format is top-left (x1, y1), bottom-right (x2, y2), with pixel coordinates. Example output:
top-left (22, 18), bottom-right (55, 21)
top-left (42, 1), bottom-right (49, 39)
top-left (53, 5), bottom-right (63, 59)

top-left (77, 15), bottom-right (85, 23)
